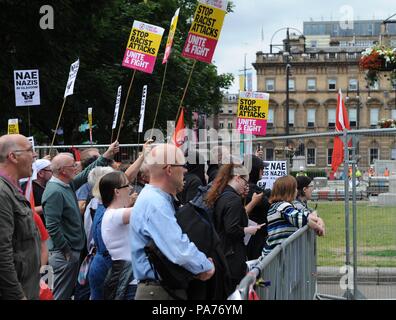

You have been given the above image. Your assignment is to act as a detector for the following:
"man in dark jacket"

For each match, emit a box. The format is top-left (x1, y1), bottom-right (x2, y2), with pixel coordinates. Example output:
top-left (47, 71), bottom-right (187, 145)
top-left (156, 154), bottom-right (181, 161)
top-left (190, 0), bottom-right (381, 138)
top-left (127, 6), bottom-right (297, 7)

top-left (0, 134), bottom-right (41, 300)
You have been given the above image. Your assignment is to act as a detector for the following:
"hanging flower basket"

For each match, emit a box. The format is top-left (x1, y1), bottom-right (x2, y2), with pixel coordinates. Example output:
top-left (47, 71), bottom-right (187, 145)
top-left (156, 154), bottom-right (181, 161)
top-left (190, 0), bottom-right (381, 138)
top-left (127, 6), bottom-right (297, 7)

top-left (378, 118), bottom-right (396, 128)
top-left (360, 46), bottom-right (396, 86)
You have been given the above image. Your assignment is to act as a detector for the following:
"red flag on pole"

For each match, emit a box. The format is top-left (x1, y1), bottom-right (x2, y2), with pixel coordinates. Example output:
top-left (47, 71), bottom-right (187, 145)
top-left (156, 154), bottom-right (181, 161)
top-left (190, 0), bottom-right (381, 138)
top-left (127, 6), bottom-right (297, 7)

top-left (172, 108), bottom-right (186, 147)
top-left (331, 89), bottom-right (350, 173)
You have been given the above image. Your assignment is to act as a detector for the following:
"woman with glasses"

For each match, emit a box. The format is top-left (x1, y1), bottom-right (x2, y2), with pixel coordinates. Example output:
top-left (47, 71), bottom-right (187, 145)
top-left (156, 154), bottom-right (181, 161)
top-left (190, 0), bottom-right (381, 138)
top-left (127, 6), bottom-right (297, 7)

top-left (100, 171), bottom-right (137, 300)
top-left (263, 175), bottom-right (325, 256)
top-left (205, 164), bottom-right (264, 289)
top-left (294, 176), bottom-right (315, 212)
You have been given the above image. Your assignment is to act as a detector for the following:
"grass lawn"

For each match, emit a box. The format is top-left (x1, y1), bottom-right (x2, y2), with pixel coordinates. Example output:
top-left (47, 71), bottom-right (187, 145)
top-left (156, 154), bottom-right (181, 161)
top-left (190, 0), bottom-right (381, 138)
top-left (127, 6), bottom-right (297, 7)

top-left (313, 201), bottom-right (396, 267)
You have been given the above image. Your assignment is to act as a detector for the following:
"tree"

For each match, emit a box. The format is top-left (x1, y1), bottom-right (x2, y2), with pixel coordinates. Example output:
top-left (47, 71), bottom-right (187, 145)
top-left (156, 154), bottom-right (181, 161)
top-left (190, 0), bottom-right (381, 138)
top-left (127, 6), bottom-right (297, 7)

top-left (0, 0), bottom-right (233, 144)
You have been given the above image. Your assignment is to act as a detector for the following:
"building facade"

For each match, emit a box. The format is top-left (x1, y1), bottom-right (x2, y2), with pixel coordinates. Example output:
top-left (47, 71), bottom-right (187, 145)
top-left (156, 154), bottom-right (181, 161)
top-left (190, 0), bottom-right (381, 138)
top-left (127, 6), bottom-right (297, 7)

top-left (214, 20), bottom-right (396, 171)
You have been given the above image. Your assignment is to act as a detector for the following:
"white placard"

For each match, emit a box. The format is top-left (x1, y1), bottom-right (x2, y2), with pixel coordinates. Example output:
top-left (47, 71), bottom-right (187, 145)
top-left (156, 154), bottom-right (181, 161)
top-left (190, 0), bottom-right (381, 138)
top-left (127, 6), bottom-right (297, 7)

top-left (257, 160), bottom-right (288, 190)
top-left (14, 69), bottom-right (40, 106)
top-left (64, 59), bottom-right (80, 98)
top-left (138, 85), bottom-right (148, 133)
top-left (112, 86), bottom-right (122, 129)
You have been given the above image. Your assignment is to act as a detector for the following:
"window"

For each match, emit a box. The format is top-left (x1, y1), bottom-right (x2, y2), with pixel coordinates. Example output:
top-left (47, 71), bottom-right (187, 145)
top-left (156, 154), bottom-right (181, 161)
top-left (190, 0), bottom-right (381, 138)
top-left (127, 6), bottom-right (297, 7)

top-left (327, 52), bottom-right (337, 59)
top-left (349, 108), bottom-right (357, 127)
top-left (348, 79), bottom-right (358, 91)
top-left (266, 148), bottom-right (274, 161)
top-left (289, 109), bottom-right (295, 127)
top-left (266, 79), bottom-right (275, 91)
top-left (370, 108), bottom-right (379, 127)
top-left (327, 148), bottom-right (333, 166)
top-left (392, 79), bottom-right (396, 90)
top-left (328, 79), bottom-right (337, 91)
top-left (310, 53), bottom-right (318, 59)
top-left (288, 79), bottom-right (295, 91)
top-left (328, 108), bottom-right (336, 128)
top-left (307, 109), bottom-right (315, 127)
top-left (347, 52), bottom-right (357, 59)
top-left (307, 79), bottom-right (316, 91)
top-left (392, 148), bottom-right (396, 160)
top-left (227, 122), bottom-right (233, 129)
top-left (369, 80), bottom-right (379, 90)
top-left (307, 148), bottom-right (316, 165)
top-left (220, 108), bottom-right (224, 113)
top-left (228, 106), bottom-right (233, 114)
top-left (267, 109), bottom-right (274, 128)
top-left (369, 148), bottom-right (379, 165)
top-left (219, 121), bottom-right (224, 129)
top-left (392, 109), bottom-right (396, 120)
top-left (310, 40), bottom-right (317, 48)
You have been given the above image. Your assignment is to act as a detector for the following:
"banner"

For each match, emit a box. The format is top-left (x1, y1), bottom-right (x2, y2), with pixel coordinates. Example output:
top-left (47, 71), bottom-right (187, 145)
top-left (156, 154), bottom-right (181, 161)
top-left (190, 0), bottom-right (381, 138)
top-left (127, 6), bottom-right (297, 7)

top-left (112, 86), bottom-right (122, 129)
top-left (247, 72), bottom-right (253, 91)
top-left (64, 59), bottom-right (80, 98)
top-left (122, 21), bottom-right (164, 74)
top-left (163, 8), bottom-right (180, 64)
top-left (8, 119), bottom-right (19, 134)
top-left (138, 85), bottom-right (148, 133)
top-left (14, 69), bottom-right (40, 106)
top-left (88, 108), bottom-right (93, 143)
top-left (257, 161), bottom-right (287, 190)
top-left (237, 91), bottom-right (269, 136)
top-left (182, 0), bottom-right (228, 63)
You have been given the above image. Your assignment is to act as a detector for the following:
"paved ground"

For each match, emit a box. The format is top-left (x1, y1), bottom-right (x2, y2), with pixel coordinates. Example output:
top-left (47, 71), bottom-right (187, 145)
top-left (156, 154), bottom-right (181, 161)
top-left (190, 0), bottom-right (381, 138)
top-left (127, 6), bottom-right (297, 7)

top-left (317, 283), bottom-right (396, 300)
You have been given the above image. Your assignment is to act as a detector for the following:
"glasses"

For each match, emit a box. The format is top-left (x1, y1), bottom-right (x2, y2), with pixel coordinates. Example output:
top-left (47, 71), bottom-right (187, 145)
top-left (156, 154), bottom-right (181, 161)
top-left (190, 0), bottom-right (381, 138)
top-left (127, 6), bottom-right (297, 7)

top-left (62, 163), bottom-right (78, 169)
top-left (239, 176), bottom-right (249, 185)
top-left (117, 184), bottom-right (132, 190)
top-left (162, 164), bottom-right (187, 169)
top-left (12, 147), bottom-right (34, 154)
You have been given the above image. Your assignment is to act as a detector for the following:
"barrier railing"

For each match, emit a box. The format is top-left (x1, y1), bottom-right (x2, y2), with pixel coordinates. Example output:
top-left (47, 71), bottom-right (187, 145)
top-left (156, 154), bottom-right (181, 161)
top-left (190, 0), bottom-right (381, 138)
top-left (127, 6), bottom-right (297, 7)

top-left (230, 226), bottom-right (317, 300)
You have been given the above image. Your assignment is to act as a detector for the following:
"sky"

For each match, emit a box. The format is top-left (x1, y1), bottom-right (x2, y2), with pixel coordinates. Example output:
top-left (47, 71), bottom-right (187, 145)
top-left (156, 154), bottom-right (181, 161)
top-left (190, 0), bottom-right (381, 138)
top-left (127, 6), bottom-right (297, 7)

top-left (212, 0), bottom-right (396, 93)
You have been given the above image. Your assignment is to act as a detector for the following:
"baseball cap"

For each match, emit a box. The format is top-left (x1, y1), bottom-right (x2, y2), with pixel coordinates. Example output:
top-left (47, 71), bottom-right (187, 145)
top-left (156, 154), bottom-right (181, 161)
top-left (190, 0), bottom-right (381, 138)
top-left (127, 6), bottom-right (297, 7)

top-left (32, 159), bottom-right (51, 180)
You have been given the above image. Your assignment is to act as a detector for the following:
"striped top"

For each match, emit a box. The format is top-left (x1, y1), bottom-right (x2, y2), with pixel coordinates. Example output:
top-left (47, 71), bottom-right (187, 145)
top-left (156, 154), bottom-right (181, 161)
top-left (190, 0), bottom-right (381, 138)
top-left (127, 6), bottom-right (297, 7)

top-left (262, 201), bottom-right (311, 256)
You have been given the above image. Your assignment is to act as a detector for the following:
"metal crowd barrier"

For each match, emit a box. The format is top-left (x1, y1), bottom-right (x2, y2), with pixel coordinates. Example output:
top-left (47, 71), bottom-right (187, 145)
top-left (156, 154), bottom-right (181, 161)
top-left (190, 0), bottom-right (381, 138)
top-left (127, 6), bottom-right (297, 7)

top-left (230, 226), bottom-right (317, 300)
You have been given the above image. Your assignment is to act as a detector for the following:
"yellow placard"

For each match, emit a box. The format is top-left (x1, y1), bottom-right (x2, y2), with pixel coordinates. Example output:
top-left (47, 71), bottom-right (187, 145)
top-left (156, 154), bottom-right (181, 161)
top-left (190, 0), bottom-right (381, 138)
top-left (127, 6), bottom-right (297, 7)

top-left (88, 108), bottom-right (93, 128)
top-left (237, 98), bottom-right (269, 120)
top-left (8, 119), bottom-right (19, 134)
top-left (126, 28), bottom-right (163, 57)
top-left (190, 3), bottom-right (226, 40)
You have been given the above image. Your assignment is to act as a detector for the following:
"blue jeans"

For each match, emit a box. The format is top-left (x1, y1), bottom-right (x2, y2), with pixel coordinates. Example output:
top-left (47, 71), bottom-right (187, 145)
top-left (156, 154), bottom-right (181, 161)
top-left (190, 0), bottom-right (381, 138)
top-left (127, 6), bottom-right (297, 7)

top-left (88, 253), bottom-right (112, 300)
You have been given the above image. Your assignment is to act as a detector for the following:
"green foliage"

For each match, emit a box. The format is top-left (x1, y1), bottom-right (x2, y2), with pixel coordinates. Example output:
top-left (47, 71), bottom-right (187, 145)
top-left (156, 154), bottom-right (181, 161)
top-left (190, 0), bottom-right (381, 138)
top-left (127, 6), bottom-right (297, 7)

top-left (0, 0), bottom-right (233, 144)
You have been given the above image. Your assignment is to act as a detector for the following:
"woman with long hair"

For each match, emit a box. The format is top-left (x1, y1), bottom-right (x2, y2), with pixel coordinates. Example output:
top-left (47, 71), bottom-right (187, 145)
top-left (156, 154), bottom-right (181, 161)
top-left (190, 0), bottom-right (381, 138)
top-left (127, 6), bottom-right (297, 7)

top-left (100, 171), bottom-right (136, 300)
top-left (263, 175), bottom-right (325, 256)
top-left (206, 164), bottom-right (264, 289)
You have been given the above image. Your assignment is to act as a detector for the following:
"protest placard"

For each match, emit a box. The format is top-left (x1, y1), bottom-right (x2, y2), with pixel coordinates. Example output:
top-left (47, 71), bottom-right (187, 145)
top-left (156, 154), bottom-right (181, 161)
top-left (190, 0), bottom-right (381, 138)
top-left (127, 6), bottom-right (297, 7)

top-left (8, 119), bottom-right (19, 134)
top-left (163, 8), bottom-right (180, 64)
top-left (138, 85), bottom-right (148, 133)
top-left (64, 59), bottom-right (80, 98)
top-left (14, 69), bottom-right (40, 106)
top-left (88, 108), bottom-right (93, 143)
top-left (237, 91), bottom-right (269, 136)
top-left (182, 0), bottom-right (227, 63)
top-left (122, 21), bottom-right (164, 74)
top-left (257, 161), bottom-right (288, 190)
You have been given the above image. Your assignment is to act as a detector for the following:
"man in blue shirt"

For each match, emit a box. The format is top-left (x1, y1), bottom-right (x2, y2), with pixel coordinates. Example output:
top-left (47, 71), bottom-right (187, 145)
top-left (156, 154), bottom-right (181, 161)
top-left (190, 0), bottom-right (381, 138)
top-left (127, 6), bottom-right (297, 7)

top-left (130, 143), bottom-right (215, 300)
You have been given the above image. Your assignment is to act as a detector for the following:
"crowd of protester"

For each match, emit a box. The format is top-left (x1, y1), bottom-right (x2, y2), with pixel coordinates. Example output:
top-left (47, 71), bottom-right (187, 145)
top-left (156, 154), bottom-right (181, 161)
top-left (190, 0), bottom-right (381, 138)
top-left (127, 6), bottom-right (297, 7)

top-left (0, 133), bottom-right (325, 300)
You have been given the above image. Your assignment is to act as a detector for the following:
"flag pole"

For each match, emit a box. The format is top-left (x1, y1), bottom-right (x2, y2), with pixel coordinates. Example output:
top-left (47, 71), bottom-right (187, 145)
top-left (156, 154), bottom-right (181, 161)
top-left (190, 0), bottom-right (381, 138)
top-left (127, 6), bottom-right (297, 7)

top-left (150, 62), bottom-right (168, 139)
top-left (49, 97), bottom-right (67, 153)
top-left (116, 70), bottom-right (136, 141)
top-left (174, 60), bottom-right (197, 123)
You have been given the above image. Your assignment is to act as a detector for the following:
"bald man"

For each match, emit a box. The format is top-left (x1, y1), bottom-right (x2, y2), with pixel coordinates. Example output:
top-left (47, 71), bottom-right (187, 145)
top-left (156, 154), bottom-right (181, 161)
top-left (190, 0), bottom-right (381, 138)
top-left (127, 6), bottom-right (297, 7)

top-left (130, 144), bottom-right (215, 300)
top-left (42, 141), bottom-right (119, 300)
top-left (0, 134), bottom-right (41, 300)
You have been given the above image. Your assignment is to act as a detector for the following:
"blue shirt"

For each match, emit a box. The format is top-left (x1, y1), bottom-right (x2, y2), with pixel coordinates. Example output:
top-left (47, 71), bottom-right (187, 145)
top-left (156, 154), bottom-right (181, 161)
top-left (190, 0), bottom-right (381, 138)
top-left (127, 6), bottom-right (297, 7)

top-left (76, 182), bottom-right (92, 201)
top-left (130, 184), bottom-right (213, 281)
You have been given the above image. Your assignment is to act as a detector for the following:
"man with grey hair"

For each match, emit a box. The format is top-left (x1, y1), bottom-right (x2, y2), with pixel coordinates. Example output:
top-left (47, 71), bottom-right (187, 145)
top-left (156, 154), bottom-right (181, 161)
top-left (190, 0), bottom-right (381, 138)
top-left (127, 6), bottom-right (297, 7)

top-left (0, 134), bottom-right (41, 299)
top-left (42, 141), bottom-right (119, 300)
top-left (130, 143), bottom-right (215, 300)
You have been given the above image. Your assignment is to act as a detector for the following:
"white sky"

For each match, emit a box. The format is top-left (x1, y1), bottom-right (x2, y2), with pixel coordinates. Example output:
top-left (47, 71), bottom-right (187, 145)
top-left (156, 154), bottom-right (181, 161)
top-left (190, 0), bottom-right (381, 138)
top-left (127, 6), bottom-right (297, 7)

top-left (212, 0), bottom-right (396, 93)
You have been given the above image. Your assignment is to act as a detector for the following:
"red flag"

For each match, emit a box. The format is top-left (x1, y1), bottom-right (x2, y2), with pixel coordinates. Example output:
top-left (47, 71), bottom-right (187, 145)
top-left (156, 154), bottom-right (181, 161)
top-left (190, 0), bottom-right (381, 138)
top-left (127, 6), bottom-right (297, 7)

top-left (331, 89), bottom-right (350, 173)
top-left (172, 108), bottom-right (186, 147)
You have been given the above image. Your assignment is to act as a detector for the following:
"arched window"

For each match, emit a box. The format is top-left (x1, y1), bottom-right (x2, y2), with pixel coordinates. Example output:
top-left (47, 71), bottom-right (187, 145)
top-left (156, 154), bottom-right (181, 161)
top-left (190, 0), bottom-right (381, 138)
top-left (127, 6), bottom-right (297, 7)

top-left (306, 140), bottom-right (316, 166)
top-left (369, 141), bottom-right (380, 165)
